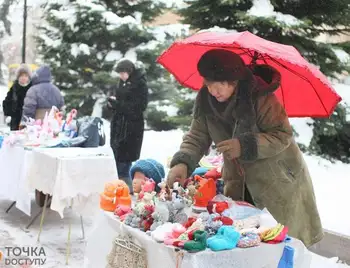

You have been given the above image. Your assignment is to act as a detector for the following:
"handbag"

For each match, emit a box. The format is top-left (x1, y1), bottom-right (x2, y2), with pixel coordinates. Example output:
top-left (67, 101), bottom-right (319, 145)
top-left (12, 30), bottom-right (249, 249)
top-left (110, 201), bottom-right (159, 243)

top-left (106, 234), bottom-right (147, 268)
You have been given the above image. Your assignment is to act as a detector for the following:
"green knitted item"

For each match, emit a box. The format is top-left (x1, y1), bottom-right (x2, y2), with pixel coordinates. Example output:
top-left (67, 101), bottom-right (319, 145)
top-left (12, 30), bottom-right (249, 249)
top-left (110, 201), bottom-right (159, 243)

top-left (183, 230), bottom-right (208, 252)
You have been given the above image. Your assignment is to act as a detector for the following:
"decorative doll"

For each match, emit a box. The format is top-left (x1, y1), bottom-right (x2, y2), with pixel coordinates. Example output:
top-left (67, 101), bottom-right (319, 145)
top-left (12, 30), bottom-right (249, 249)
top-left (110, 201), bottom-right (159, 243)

top-left (129, 159), bottom-right (165, 193)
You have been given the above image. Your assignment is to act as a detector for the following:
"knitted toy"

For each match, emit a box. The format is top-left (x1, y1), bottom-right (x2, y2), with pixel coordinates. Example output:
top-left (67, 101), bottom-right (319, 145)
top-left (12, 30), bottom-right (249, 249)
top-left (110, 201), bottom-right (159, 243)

top-left (124, 195), bottom-right (155, 231)
top-left (202, 213), bottom-right (223, 236)
top-left (204, 167), bottom-right (222, 180)
top-left (192, 175), bottom-right (217, 213)
top-left (163, 223), bottom-right (187, 245)
top-left (183, 230), bottom-right (208, 252)
top-left (237, 232), bottom-right (261, 248)
top-left (100, 181), bottom-right (119, 212)
top-left (232, 215), bottom-right (260, 231)
top-left (150, 201), bottom-right (170, 231)
top-left (151, 222), bottom-right (175, 242)
top-left (158, 181), bottom-right (167, 201)
top-left (129, 159), bottom-right (165, 193)
top-left (166, 197), bottom-right (188, 224)
top-left (137, 179), bottom-right (156, 200)
top-left (207, 200), bottom-right (230, 214)
top-left (207, 226), bottom-right (240, 252)
top-left (114, 205), bottom-right (132, 222)
top-left (115, 181), bottom-right (132, 207)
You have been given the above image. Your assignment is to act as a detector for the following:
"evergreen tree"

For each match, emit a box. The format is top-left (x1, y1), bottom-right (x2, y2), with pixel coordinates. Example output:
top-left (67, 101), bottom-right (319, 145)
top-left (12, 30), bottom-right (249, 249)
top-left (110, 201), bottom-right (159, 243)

top-left (178, 0), bottom-right (350, 162)
top-left (179, 0), bottom-right (350, 76)
top-left (36, 0), bottom-right (186, 130)
top-left (0, 0), bottom-right (16, 84)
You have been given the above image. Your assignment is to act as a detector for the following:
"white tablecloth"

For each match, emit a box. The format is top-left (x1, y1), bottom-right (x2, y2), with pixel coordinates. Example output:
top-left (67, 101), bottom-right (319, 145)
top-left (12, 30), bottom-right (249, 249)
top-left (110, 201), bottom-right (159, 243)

top-left (0, 146), bottom-right (118, 217)
top-left (0, 146), bottom-right (32, 214)
top-left (84, 210), bottom-right (312, 268)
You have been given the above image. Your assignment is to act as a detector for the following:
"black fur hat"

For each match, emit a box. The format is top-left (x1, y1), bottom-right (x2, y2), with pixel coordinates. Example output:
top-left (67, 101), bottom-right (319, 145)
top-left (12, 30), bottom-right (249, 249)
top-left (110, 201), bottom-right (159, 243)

top-left (197, 49), bottom-right (248, 82)
top-left (116, 59), bottom-right (135, 74)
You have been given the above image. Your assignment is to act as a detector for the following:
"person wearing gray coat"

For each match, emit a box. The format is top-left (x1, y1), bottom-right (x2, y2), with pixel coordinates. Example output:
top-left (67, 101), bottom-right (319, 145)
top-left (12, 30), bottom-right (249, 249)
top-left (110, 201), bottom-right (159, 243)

top-left (22, 65), bottom-right (64, 121)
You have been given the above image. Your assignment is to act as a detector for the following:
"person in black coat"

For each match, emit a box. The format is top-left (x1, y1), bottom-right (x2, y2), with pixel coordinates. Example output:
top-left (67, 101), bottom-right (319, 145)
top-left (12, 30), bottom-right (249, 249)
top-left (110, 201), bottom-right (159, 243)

top-left (108, 59), bottom-right (149, 193)
top-left (3, 64), bottom-right (32, 130)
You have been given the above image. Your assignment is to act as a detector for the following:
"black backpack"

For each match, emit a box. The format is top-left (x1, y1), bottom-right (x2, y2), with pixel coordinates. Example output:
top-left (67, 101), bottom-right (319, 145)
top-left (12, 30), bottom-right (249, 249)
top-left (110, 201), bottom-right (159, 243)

top-left (76, 116), bottom-right (106, 147)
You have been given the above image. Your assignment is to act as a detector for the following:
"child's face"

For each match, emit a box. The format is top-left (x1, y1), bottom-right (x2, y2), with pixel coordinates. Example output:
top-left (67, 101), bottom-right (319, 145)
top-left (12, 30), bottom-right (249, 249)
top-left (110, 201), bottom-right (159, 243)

top-left (132, 172), bottom-right (146, 193)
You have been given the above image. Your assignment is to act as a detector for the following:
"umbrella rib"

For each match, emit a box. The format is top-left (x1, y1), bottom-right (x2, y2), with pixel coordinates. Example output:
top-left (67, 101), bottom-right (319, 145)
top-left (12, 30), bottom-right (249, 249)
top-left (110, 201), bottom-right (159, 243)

top-left (267, 56), bottom-right (328, 114)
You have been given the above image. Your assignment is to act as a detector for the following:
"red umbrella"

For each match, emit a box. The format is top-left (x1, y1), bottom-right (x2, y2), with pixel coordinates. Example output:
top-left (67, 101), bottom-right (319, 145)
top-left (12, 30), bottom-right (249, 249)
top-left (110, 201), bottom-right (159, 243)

top-left (157, 31), bottom-right (342, 118)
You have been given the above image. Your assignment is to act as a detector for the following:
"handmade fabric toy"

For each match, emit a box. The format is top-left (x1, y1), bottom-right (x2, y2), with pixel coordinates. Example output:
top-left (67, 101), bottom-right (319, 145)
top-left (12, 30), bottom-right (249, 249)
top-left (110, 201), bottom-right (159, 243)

top-left (129, 159), bottom-right (165, 193)
top-left (124, 195), bottom-right (156, 231)
top-left (237, 232), bottom-right (261, 248)
top-left (100, 181), bottom-right (119, 212)
top-left (207, 200), bottom-right (230, 214)
top-left (192, 175), bottom-right (217, 213)
top-left (202, 214), bottom-right (223, 236)
top-left (191, 167), bottom-right (210, 176)
top-left (232, 215), bottom-right (260, 231)
top-left (151, 222), bottom-right (175, 242)
top-left (263, 225), bottom-right (289, 244)
top-left (150, 201), bottom-right (170, 231)
top-left (138, 179), bottom-right (156, 200)
top-left (183, 230), bottom-right (208, 252)
top-left (114, 205), bottom-right (132, 221)
top-left (204, 167), bottom-right (222, 180)
top-left (115, 181), bottom-right (132, 207)
top-left (163, 223), bottom-right (187, 245)
top-left (166, 197), bottom-right (188, 224)
top-left (206, 226), bottom-right (240, 252)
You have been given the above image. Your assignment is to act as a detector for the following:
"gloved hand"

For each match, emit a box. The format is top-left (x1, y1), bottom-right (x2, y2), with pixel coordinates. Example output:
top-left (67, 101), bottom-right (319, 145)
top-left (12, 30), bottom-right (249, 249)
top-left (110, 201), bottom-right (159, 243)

top-left (216, 138), bottom-right (241, 160)
top-left (107, 96), bottom-right (117, 109)
top-left (166, 163), bottom-right (188, 188)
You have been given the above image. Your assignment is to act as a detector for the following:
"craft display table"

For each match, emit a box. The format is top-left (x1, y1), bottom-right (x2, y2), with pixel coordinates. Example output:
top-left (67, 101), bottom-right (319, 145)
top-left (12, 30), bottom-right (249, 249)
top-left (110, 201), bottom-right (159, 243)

top-left (0, 146), bottom-right (117, 217)
top-left (84, 210), bottom-right (312, 268)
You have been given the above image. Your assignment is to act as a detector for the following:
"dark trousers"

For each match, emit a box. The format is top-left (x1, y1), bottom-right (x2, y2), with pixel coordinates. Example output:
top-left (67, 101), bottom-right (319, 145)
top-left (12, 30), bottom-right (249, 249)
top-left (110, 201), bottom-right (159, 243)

top-left (116, 161), bottom-right (133, 194)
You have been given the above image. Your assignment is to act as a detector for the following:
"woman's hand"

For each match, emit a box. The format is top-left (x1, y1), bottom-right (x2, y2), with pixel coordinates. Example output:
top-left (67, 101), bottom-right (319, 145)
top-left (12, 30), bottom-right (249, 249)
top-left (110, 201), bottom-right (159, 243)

top-left (166, 163), bottom-right (188, 188)
top-left (216, 138), bottom-right (241, 159)
top-left (107, 96), bottom-right (117, 109)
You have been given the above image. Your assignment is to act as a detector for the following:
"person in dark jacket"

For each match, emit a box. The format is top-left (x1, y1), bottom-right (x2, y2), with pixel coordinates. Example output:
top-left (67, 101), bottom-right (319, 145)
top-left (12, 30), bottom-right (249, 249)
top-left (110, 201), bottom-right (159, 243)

top-left (108, 59), bottom-right (149, 193)
top-left (2, 64), bottom-right (32, 130)
top-left (22, 65), bottom-right (64, 122)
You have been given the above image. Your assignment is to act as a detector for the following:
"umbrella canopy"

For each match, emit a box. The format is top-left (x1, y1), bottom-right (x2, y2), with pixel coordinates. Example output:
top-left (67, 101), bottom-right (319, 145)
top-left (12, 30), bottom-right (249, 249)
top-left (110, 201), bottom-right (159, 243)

top-left (157, 31), bottom-right (342, 118)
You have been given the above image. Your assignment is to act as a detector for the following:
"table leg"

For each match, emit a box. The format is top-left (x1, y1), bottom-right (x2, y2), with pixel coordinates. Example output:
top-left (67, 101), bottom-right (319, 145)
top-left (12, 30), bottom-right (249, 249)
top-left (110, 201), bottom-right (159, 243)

top-left (25, 208), bottom-right (43, 230)
top-left (66, 218), bottom-right (72, 265)
top-left (5, 201), bottom-right (16, 213)
top-left (37, 194), bottom-right (49, 242)
top-left (80, 216), bottom-right (85, 239)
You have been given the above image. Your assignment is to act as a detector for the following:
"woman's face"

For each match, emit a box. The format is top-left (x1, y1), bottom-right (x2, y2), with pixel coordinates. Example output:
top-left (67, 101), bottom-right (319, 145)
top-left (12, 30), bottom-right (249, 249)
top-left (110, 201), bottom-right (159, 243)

top-left (205, 80), bottom-right (238, 102)
top-left (18, 73), bottom-right (30, 86)
top-left (119, 72), bottom-right (129, 82)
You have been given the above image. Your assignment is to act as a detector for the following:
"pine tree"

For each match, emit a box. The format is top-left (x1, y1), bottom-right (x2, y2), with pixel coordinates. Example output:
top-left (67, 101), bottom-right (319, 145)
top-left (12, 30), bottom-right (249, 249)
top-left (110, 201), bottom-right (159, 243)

top-left (178, 0), bottom-right (350, 162)
top-left (179, 0), bottom-right (350, 76)
top-left (36, 0), bottom-right (186, 130)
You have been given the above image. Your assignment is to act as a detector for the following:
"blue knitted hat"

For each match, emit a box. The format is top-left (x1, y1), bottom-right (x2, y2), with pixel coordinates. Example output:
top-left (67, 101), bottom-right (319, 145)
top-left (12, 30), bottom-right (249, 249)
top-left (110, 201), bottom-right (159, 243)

top-left (129, 159), bottom-right (165, 192)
